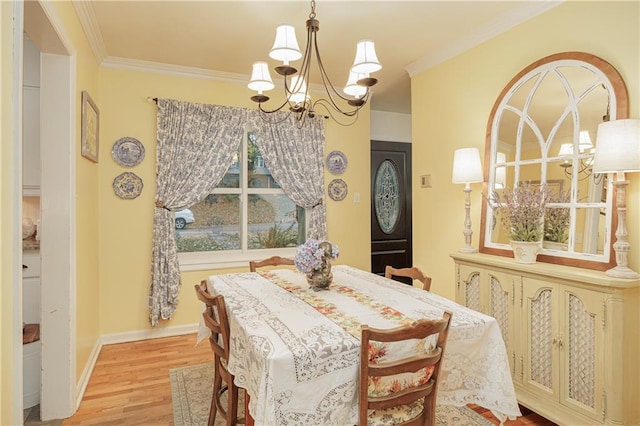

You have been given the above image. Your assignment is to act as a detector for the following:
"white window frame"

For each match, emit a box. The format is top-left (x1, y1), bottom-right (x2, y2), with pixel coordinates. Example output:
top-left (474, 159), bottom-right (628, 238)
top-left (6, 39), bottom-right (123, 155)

top-left (178, 132), bottom-right (305, 271)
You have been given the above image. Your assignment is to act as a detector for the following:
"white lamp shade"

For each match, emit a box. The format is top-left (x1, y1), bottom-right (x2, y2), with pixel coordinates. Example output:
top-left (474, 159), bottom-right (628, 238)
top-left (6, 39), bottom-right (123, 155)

top-left (248, 62), bottom-right (275, 93)
top-left (351, 40), bottom-right (382, 74)
top-left (269, 24), bottom-right (302, 64)
top-left (452, 147), bottom-right (484, 184)
top-left (593, 119), bottom-right (640, 173)
top-left (579, 130), bottom-right (593, 152)
top-left (558, 143), bottom-right (573, 156)
top-left (495, 152), bottom-right (506, 189)
top-left (343, 71), bottom-right (367, 98)
top-left (288, 75), bottom-right (309, 104)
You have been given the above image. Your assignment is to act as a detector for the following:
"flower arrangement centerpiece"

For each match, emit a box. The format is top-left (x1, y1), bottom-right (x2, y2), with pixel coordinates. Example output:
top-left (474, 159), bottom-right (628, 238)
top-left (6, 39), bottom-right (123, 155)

top-left (294, 239), bottom-right (339, 291)
top-left (492, 182), bottom-right (550, 263)
top-left (543, 188), bottom-right (570, 249)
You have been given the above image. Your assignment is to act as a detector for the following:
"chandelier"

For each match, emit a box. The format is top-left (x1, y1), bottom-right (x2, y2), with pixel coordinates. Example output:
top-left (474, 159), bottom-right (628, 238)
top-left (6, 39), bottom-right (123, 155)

top-left (558, 130), bottom-right (603, 183)
top-left (247, 0), bottom-right (382, 124)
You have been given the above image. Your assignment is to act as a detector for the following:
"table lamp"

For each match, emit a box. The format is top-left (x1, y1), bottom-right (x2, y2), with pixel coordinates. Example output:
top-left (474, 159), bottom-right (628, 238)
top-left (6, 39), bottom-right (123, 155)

top-left (452, 147), bottom-right (484, 253)
top-left (593, 118), bottom-right (640, 279)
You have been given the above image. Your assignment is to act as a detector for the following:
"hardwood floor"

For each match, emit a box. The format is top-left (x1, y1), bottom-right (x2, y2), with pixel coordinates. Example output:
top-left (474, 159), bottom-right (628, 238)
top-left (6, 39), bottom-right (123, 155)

top-left (62, 333), bottom-right (556, 425)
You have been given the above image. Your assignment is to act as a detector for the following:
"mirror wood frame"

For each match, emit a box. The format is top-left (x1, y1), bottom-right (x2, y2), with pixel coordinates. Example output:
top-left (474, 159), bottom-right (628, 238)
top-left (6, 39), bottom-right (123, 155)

top-left (479, 52), bottom-right (629, 271)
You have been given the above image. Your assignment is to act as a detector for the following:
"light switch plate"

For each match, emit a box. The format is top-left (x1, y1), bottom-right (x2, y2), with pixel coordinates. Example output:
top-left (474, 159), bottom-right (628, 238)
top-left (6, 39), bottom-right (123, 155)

top-left (420, 174), bottom-right (432, 188)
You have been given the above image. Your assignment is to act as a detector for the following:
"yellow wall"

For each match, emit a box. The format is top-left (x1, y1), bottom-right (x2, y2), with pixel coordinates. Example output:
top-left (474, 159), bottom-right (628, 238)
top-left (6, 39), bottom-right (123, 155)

top-left (411, 1), bottom-right (639, 300)
top-left (97, 68), bottom-right (371, 334)
top-left (1, 1), bottom-right (17, 422)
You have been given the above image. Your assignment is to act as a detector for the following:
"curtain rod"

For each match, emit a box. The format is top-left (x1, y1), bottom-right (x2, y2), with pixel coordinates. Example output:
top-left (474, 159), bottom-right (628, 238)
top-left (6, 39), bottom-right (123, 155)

top-left (146, 97), bottom-right (330, 119)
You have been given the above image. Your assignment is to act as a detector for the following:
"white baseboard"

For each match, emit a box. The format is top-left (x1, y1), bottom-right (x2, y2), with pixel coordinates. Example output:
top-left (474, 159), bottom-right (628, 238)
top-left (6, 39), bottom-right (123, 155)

top-left (73, 323), bottom-right (199, 411)
top-left (99, 323), bottom-right (199, 346)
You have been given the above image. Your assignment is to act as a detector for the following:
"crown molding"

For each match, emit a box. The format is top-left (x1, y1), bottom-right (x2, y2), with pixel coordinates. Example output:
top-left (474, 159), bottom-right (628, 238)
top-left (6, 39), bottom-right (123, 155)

top-left (101, 56), bottom-right (249, 83)
top-left (101, 57), bottom-right (332, 95)
top-left (72, 0), bottom-right (107, 63)
top-left (405, 1), bottom-right (563, 77)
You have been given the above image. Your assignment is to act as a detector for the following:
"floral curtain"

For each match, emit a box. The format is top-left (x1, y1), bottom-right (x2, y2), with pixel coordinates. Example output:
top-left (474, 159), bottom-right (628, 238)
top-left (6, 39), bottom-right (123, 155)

top-left (249, 111), bottom-right (327, 239)
top-left (150, 98), bottom-right (247, 326)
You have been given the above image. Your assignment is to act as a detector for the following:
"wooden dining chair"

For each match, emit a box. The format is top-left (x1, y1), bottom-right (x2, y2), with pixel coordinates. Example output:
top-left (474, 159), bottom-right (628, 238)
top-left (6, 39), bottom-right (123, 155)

top-left (249, 255), bottom-right (295, 272)
top-left (359, 310), bottom-right (453, 426)
top-left (195, 281), bottom-right (244, 426)
top-left (385, 266), bottom-right (432, 291)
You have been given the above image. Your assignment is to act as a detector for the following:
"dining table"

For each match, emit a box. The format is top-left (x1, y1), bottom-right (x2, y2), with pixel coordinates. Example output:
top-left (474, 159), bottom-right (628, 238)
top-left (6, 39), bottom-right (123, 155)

top-left (197, 264), bottom-right (521, 425)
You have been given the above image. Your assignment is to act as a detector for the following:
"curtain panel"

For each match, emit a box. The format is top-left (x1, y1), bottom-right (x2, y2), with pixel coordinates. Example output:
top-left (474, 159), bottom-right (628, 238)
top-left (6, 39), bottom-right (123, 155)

top-left (249, 111), bottom-right (327, 239)
top-left (149, 98), bottom-right (247, 326)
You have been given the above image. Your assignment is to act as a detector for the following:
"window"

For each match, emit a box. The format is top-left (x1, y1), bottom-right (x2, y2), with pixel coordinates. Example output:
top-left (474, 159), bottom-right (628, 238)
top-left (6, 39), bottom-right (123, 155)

top-left (177, 132), bottom-right (306, 270)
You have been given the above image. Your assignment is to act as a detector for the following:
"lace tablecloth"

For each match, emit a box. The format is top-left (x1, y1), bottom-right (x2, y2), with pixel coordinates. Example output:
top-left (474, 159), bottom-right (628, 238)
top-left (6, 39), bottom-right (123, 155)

top-left (201, 265), bottom-right (521, 425)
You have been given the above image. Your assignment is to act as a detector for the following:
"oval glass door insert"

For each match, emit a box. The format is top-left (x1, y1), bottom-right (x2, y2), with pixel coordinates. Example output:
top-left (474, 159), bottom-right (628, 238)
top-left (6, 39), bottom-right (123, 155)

top-left (374, 160), bottom-right (400, 234)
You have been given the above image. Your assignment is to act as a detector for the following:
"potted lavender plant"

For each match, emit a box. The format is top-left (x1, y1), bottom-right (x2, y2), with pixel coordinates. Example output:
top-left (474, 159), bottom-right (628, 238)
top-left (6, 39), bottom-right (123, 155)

top-left (492, 182), bottom-right (550, 263)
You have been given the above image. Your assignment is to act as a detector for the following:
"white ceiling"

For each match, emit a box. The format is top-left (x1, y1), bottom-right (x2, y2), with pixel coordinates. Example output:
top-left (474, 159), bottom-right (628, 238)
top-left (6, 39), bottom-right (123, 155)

top-left (74, 1), bottom-right (561, 114)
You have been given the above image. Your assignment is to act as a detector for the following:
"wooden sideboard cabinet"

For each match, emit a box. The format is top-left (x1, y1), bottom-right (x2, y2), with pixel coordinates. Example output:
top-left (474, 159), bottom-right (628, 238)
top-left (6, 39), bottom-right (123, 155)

top-left (450, 253), bottom-right (639, 426)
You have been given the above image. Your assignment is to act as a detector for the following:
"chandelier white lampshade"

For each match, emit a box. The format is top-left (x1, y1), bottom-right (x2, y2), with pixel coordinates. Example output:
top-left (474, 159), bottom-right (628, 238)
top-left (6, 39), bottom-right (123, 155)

top-left (269, 24), bottom-right (302, 65)
top-left (351, 40), bottom-right (382, 74)
top-left (452, 147), bottom-right (484, 184)
top-left (343, 71), bottom-right (368, 98)
top-left (579, 130), bottom-right (593, 152)
top-left (593, 119), bottom-right (640, 173)
top-left (248, 62), bottom-right (275, 93)
top-left (558, 143), bottom-right (573, 156)
top-left (288, 76), bottom-right (309, 104)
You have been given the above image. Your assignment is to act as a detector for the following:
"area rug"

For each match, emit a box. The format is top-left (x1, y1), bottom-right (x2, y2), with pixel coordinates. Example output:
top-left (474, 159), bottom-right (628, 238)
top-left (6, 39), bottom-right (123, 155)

top-left (170, 363), bottom-right (493, 426)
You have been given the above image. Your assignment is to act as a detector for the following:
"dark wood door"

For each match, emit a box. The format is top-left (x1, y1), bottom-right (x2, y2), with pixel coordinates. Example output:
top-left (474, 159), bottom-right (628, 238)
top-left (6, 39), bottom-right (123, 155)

top-left (371, 141), bottom-right (412, 279)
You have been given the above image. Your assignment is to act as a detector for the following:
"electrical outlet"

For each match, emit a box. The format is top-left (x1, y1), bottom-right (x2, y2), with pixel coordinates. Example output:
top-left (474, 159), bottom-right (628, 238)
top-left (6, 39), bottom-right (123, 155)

top-left (421, 174), bottom-right (432, 188)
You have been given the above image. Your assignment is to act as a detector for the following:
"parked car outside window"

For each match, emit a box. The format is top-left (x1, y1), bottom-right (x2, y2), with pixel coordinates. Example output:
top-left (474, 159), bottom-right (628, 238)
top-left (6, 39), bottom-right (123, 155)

top-left (174, 209), bottom-right (195, 229)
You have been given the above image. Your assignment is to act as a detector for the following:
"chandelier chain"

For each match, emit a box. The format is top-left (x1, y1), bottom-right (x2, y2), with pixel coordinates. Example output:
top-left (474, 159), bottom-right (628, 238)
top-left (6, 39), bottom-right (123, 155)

top-left (309, 0), bottom-right (316, 19)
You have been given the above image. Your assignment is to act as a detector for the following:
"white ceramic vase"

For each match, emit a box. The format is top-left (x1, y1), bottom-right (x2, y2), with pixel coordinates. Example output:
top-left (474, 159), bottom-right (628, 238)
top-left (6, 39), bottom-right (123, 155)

top-left (510, 240), bottom-right (542, 264)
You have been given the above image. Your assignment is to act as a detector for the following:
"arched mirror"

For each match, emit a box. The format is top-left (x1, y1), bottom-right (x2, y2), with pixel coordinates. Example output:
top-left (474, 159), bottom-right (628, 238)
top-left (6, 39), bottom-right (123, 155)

top-left (479, 52), bottom-right (628, 270)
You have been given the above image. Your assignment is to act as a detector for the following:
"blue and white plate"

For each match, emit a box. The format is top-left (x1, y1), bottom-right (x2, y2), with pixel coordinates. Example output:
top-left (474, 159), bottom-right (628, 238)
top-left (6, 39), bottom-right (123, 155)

top-left (328, 178), bottom-right (348, 201)
top-left (112, 137), bottom-right (145, 167)
top-left (326, 150), bottom-right (347, 175)
top-left (113, 172), bottom-right (143, 199)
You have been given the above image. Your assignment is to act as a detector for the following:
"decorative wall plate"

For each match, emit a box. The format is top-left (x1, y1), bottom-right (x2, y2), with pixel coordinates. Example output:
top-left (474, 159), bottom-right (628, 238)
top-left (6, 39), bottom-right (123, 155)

top-left (328, 178), bottom-right (348, 201)
top-left (326, 150), bottom-right (348, 175)
top-left (113, 172), bottom-right (143, 199)
top-left (112, 137), bottom-right (145, 167)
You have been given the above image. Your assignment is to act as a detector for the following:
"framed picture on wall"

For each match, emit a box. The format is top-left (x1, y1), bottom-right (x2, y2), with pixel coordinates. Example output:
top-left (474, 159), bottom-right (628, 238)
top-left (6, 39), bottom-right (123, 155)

top-left (81, 90), bottom-right (99, 162)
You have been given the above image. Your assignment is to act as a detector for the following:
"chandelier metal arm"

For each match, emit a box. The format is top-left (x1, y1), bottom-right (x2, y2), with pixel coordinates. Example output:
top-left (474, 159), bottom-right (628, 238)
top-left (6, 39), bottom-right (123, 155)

top-left (311, 33), bottom-right (369, 114)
